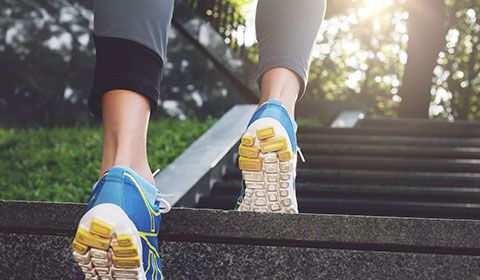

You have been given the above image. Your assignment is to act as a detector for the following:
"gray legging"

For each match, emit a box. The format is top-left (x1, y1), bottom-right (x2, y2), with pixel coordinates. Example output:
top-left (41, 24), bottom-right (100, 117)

top-left (89, 0), bottom-right (326, 116)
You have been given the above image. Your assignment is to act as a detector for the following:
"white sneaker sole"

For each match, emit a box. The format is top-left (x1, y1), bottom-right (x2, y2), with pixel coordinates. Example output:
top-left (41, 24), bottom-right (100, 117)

top-left (72, 204), bottom-right (146, 280)
top-left (237, 124), bottom-right (298, 213)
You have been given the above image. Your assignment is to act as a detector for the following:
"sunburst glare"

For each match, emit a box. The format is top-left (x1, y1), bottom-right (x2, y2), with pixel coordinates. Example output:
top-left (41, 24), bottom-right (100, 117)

top-left (358, 0), bottom-right (396, 18)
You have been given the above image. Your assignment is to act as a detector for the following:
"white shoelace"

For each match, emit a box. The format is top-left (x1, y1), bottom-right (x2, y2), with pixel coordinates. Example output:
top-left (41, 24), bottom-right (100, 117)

top-left (297, 146), bottom-right (306, 162)
top-left (155, 194), bottom-right (172, 214)
top-left (152, 168), bottom-right (171, 213)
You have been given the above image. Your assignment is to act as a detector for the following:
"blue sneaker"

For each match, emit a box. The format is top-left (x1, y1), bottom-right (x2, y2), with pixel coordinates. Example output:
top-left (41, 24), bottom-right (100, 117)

top-left (235, 100), bottom-right (302, 213)
top-left (72, 166), bottom-right (170, 280)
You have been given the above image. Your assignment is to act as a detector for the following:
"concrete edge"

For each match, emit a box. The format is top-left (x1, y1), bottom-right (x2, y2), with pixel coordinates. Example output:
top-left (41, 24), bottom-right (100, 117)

top-left (154, 105), bottom-right (257, 206)
top-left (0, 200), bottom-right (479, 254)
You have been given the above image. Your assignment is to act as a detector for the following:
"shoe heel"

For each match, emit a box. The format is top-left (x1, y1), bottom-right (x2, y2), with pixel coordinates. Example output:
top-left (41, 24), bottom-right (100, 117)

top-left (72, 204), bottom-right (144, 279)
top-left (238, 126), bottom-right (296, 213)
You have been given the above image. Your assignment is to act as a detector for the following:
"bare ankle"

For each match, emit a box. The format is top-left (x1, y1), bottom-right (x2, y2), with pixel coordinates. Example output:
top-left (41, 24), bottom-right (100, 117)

top-left (130, 163), bottom-right (155, 186)
top-left (259, 68), bottom-right (300, 116)
top-left (99, 162), bottom-right (155, 186)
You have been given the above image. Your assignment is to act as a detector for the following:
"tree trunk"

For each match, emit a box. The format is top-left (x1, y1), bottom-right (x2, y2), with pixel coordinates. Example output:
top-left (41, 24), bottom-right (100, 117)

top-left (398, 0), bottom-right (447, 118)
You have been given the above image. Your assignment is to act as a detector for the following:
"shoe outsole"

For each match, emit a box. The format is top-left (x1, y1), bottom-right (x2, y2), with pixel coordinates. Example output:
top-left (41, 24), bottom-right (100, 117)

top-left (238, 126), bottom-right (297, 213)
top-left (72, 204), bottom-right (146, 280)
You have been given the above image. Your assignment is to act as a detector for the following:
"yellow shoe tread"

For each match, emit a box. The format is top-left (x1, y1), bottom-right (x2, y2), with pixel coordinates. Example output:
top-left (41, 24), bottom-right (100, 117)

top-left (238, 145), bottom-right (260, 158)
top-left (72, 240), bottom-right (89, 255)
top-left (112, 255), bottom-right (141, 269)
top-left (75, 228), bottom-right (110, 251)
top-left (116, 234), bottom-right (133, 247)
top-left (259, 137), bottom-right (287, 153)
top-left (256, 126), bottom-right (275, 140)
top-left (241, 135), bottom-right (255, 147)
top-left (112, 244), bottom-right (139, 257)
top-left (90, 218), bottom-right (113, 239)
top-left (278, 149), bottom-right (292, 162)
top-left (73, 222), bottom-right (143, 279)
top-left (239, 156), bottom-right (262, 172)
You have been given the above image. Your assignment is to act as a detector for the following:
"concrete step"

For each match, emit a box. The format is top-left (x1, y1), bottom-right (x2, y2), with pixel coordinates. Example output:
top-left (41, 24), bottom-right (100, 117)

top-left (212, 181), bottom-right (480, 201)
top-left (223, 166), bottom-right (480, 187)
top-left (298, 134), bottom-right (480, 148)
top-left (299, 143), bottom-right (480, 159)
top-left (298, 127), bottom-right (480, 138)
top-left (300, 155), bottom-right (480, 173)
top-left (197, 195), bottom-right (480, 219)
top-left (1, 200), bottom-right (480, 279)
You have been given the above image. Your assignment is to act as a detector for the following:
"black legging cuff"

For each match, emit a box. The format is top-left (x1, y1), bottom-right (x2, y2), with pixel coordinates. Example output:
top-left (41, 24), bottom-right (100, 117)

top-left (88, 35), bottom-right (164, 117)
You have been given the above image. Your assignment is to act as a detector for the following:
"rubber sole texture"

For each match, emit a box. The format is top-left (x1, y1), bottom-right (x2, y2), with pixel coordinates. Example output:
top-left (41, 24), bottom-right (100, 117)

top-left (238, 125), bottom-right (297, 213)
top-left (72, 204), bottom-right (146, 280)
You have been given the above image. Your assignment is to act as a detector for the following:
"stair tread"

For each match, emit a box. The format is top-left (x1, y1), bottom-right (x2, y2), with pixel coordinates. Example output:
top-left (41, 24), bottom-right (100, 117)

top-left (298, 126), bottom-right (480, 138)
top-left (298, 134), bottom-right (480, 147)
top-left (298, 155), bottom-right (480, 172)
top-left (224, 166), bottom-right (480, 187)
top-left (197, 195), bottom-right (480, 219)
top-left (213, 180), bottom-right (480, 198)
top-left (298, 143), bottom-right (480, 159)
top-left (3, 200), bottom-right (479, 249)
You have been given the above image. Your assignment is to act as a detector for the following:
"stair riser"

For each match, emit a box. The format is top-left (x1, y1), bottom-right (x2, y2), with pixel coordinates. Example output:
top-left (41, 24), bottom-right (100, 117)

top-left (163, 241), bottom-right (480, 280)
top-left (3, 233), bottom-right (480, 280)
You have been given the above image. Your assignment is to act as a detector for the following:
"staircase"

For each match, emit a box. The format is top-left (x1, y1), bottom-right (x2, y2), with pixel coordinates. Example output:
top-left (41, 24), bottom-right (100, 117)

top-left (1, 118), bottom-right (480, 279)
top-left (4, 0), bottom-right (479, 279)
top-left (198, 118), bottom-right (480, 220)
top-left (1, 200), bottom-right (480, 279)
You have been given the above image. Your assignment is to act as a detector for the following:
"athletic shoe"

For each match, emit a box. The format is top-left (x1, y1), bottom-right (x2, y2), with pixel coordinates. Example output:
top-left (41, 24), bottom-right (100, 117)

top-left (235, 100), bottom-right (302, 213)
top-left (71, 166), bottom-right (171, 280)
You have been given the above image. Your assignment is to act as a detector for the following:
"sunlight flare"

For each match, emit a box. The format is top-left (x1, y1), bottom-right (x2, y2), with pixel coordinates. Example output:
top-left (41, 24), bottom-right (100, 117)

top-left (363, 0), bottom-right (394, 11)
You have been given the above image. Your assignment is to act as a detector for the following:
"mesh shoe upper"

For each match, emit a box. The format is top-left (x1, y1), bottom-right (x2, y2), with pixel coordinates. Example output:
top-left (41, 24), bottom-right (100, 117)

top-left (85, 166), bottom-right (164, 279)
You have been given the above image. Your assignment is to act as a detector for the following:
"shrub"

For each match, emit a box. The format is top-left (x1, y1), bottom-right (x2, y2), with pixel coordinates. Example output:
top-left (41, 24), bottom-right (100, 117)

top-left (0, 118), bottom-right (214, 203)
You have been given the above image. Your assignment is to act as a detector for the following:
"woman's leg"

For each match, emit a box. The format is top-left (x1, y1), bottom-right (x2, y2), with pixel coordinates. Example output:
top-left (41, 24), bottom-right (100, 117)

top-left (259, 68), bottom-right (301, 116)
top-left (71, 1), bottom-right (174, 278)
top-left (236, 0), bottom-right (326, 213)
top-left (256, 0), bottom-right (326, 116)
top-left (100, 90), bottom-right (153, 184)
top-left (89, 0), bottom-right (174, 183)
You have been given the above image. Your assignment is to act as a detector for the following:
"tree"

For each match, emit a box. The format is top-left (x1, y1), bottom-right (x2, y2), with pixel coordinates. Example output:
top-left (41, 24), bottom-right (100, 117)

top-left (397, 0), bottom-right (447, 118)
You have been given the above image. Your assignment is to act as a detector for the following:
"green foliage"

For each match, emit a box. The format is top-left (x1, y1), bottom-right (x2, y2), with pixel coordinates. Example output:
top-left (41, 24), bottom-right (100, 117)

top-left (3, 0), bottom-right (480, 124)
top-left (303, 0), bottom-right (408, 118)
top-left (238, 0), bottom-right (480, 120)
top-left (0, 1), bottom-right (245, 127)
top-left (0, 118), bottom-right (214, 202)
top-left (431, 0), bottom-right (480, 120)
top-left (228, 0), bottom-right (410, 117)
top-left (0, 0), bottom-right (95, 126)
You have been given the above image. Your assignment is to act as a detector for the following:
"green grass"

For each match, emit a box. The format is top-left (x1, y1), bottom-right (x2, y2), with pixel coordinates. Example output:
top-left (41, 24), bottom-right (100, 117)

top-left (0, 118), bottom-right (215, 203)
top-left (296, 118), bottom-right (325, 127)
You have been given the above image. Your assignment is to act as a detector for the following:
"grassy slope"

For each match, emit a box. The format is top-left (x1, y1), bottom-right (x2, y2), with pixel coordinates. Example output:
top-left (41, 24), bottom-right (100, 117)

top-left (0, 118), bottom-right (214, 203)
